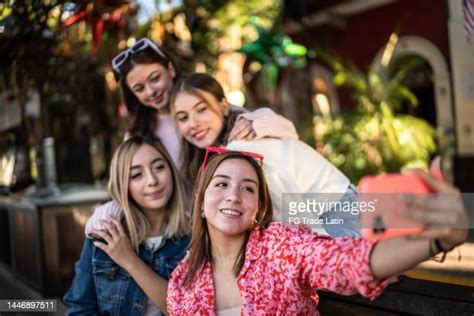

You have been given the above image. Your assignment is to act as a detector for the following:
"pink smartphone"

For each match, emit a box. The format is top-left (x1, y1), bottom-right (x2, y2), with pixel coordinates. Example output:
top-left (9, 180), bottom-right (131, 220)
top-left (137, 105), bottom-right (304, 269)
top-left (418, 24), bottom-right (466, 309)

top-left (358, 173), bottom-right (434, 241)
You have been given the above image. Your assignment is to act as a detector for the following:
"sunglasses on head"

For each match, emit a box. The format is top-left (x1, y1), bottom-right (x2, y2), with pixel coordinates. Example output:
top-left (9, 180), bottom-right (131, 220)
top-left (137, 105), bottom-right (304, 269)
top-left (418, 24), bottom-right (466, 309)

top-left (201, 147), bottom-right (264, 172)
top-left (112, 38), bottom-right (167, 72)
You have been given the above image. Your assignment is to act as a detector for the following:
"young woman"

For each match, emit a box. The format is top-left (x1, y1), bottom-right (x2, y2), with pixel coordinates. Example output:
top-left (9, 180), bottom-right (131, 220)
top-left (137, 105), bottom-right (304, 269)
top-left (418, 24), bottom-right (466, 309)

top-left (167, 150), bottom-right (468, 315)
top-left (64, 136), bottom-right (189, 315)
top-left (84, 38), bottom-right (298, 234)
top-left (170, 73), bottom-right (360, 237)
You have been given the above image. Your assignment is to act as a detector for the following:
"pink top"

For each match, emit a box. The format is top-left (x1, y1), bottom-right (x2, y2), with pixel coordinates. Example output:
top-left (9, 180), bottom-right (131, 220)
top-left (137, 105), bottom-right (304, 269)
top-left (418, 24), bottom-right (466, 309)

top-left (238, 107), bottom-right (298, 140)
top-left (154, 113), bottom-right (183, 168)
top-left (167, 223), bottom-right (397, 315)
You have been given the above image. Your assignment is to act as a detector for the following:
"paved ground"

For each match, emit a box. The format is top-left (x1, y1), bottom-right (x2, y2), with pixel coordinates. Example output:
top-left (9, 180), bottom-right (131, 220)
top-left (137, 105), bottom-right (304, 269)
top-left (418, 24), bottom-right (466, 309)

top-left (0, 262), bottom-right (67, 316)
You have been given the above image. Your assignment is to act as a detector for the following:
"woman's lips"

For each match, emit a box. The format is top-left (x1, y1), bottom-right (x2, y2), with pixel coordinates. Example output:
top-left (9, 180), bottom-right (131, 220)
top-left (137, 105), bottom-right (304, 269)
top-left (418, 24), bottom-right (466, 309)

top-left (220, 208), bottom-right (242, 217)
top-left (194, 129), bottom-right (209, 141)
top-left (152, 93), bottom-right (164, 104)
top-left (146, 188), bottom-right (164, 199)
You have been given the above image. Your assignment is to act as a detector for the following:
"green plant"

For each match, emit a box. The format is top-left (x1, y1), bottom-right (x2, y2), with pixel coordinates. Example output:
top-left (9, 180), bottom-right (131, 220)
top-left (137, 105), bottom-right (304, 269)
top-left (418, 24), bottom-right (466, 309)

top-left (314, 55), bottom-right (437, 184)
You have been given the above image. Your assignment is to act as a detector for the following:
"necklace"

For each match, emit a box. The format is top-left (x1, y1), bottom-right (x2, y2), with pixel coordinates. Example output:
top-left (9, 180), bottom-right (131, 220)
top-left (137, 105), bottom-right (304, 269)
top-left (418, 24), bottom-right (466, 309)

top-left (214, 255), bottom-right (238, 264)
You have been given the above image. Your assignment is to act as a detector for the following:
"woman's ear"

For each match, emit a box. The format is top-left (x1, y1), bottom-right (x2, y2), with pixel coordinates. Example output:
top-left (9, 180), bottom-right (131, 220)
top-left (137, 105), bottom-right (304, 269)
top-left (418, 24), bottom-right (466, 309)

top-left (168, 62), bottom-right (176, 79)
top-left (221, 98), bottom-right (230, 116)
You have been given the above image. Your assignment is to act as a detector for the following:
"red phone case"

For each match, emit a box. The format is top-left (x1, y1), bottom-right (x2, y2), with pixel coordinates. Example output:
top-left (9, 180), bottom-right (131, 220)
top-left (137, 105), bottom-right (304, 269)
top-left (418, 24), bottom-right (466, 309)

top-left (358, 173), bottom-right (433, 241)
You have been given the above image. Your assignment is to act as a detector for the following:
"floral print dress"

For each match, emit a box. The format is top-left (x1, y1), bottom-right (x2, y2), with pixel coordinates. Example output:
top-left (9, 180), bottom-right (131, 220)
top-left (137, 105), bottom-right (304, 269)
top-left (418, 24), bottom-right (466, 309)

top-left (167, 222), bottom-right (397, 315)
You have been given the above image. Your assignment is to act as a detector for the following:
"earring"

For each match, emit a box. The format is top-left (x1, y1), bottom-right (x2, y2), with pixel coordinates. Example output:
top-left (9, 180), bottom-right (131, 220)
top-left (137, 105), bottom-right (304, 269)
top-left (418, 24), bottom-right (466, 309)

top-left (200, 210), bottom-right (206, 218)
top-left (249, 218), bottom-right (259, 230)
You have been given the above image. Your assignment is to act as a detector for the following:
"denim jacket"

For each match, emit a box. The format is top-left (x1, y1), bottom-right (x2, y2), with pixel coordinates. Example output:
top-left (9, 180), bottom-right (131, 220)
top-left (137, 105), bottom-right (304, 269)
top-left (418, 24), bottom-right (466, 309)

top-left (320, 184), bottom-right (361, 237)
top-left (63, 235), bottom-right (189, 316)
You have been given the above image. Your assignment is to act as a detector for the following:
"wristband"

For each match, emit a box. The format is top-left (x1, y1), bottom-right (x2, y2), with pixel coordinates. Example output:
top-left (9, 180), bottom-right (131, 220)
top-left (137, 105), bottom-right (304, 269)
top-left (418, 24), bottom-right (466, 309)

top-left (429, 238), bottom-right (447, 262)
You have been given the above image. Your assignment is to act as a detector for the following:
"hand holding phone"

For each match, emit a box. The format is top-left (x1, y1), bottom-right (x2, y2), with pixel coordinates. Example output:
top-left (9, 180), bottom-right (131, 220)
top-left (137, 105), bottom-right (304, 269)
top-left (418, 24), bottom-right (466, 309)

top-left (358, 172), bottom-right (434, 241)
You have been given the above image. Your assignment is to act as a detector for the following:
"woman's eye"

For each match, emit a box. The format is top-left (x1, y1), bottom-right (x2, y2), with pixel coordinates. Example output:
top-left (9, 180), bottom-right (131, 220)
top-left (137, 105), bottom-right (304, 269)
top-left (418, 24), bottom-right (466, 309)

top-left (215, 182), bottom-right (227, 188)
top-left (131, 173), bottom-right (142, 179)
top-left (134, 87), bottom-right (144, 93)
top-left (150, 75), bottom-right (160, 83)
top-left (153, 164), bottom-right (165, 171)
top-left (177, 115), bottom-right (188, 122)
top-left (242, 186), bottom-right (255, 193)
top-left (196, 106), bottom-right (207, 113)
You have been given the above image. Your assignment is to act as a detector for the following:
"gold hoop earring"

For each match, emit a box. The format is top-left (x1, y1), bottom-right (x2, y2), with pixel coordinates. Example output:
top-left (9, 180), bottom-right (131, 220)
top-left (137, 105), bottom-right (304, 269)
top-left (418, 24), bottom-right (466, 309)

top-left (249, 218), bottom-right (259, 230)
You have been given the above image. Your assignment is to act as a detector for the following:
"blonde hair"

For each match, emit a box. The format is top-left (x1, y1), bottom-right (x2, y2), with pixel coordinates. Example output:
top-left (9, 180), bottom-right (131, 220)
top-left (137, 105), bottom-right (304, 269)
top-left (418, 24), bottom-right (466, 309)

top-left (108, 135), bottom-right (189, 251)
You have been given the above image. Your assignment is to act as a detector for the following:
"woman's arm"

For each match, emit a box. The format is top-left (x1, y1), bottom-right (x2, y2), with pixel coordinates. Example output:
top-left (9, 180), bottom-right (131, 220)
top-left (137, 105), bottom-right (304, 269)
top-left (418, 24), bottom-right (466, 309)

top-left (370, 171), bottom-right (468, 279)
top-left (63, 239), bottom-right (99, 315)
top-left (93, 219), bottom-right (169, 313)
top-left (290, 169), bottom-right (468, 299)
top-left (84, 200), bottom-right (123, 237)
top-left (229, 107), bottom-right (299, 141)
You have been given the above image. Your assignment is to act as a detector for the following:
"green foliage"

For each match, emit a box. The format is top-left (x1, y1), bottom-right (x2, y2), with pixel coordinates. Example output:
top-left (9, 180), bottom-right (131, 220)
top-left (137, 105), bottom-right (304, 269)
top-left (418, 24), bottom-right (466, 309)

top-left (238, 16), bottom-right (309, 89)
top-left (314, 55), bottom-right (437, 184)
top-left (181, 0), bottom-right (280, 71)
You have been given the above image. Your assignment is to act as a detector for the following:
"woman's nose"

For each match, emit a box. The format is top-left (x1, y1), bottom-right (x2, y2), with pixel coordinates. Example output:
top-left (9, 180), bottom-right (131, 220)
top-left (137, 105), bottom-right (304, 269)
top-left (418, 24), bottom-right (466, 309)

top-left (188, 115), bottom-right (200, 129)
top-left (145, 170), bottom-right (159, 186)
top-left (226, 187), bottom-right (242, 204)
top-left (145, 84), bottom-right (155, 98)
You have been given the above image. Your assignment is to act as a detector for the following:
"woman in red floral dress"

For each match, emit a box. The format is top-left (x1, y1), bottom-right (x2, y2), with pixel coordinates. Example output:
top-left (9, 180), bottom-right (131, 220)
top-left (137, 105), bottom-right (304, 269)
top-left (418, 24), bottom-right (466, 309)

top-left (167, 150), bottom-right (468, 315)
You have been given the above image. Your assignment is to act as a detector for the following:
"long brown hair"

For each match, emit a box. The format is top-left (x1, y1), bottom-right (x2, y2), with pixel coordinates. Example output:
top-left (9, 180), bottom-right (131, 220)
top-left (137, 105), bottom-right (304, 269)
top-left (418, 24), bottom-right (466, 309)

top-left (115, 43), bottom-right (177, 137)
top-left (108, 135), bottom-right (189, 251)
top-left (170, 73), bottom-right (244, 180)
top-left (184, 152), bottom-right (273, 285)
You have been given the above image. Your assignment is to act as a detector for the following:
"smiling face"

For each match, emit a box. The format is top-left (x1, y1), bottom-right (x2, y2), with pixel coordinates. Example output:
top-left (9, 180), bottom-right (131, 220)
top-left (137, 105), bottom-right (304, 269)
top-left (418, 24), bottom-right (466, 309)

top-left (173, 90), bottom-right (229, 148)
top-left (128, 143), bottom-right (173, 213)
top-left (202, 158), bottom-right (259, 238)
top-left (126, 63), bottom-right (175, 113)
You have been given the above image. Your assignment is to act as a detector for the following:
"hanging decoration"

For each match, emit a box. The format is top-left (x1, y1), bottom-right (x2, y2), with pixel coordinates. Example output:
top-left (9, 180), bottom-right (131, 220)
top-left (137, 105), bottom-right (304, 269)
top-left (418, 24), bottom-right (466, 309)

top-left (63, 0), bottom-right (133, 55)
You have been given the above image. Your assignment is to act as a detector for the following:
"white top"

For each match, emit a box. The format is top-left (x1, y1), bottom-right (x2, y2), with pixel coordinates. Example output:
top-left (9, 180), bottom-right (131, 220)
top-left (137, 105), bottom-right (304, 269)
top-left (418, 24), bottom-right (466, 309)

top-left (217, 306), bottom-right (242, 316)
top-left (226, 139), bottom-right (350, 234)
top-left (144, 235), bottom-right (164, 251)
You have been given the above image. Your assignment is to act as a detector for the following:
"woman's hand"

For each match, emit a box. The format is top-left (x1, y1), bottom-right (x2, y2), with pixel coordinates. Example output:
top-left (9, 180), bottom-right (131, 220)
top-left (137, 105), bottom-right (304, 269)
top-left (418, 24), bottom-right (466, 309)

top-left (94, 219), bottom-right (170, 312)
top-left (92, 218), bottom-right (138, 270)
top-left (228, 117), bottom-right (256, 141)
top-left (370, 171), bottom-right (469, 279)
top-left (399, 170), bottom-right (468, 251)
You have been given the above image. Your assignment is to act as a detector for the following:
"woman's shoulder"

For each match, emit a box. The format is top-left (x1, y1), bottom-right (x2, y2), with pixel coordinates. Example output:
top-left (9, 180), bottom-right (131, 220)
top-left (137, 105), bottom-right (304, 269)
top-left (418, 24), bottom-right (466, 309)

top-left (264, 222), bottom-right (313, 234)
top-left (168, 234), bottom-right (191, 245)
top-left (226, 138), bottom-right (307, 159)
top-left (261, 222), bottom-right (332, 243)
top-left (163, 235), bottom-right (190, 255)
top-left (168, 256), bottom-right (191, 288)
top-left (86, 239), bottom-right (115, 263)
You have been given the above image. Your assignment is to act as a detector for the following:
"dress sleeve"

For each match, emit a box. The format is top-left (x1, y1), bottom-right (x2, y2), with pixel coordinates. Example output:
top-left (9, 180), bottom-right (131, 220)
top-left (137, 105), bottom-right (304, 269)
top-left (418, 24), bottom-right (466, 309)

top-left (84, 200), bottom-right (123, 237)
top-left (63, 239), bottom-right (99, 315)
top-left (238, 107), bottom-right (299, 140)
top-left (289, 225), bottom-right (398, 300)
